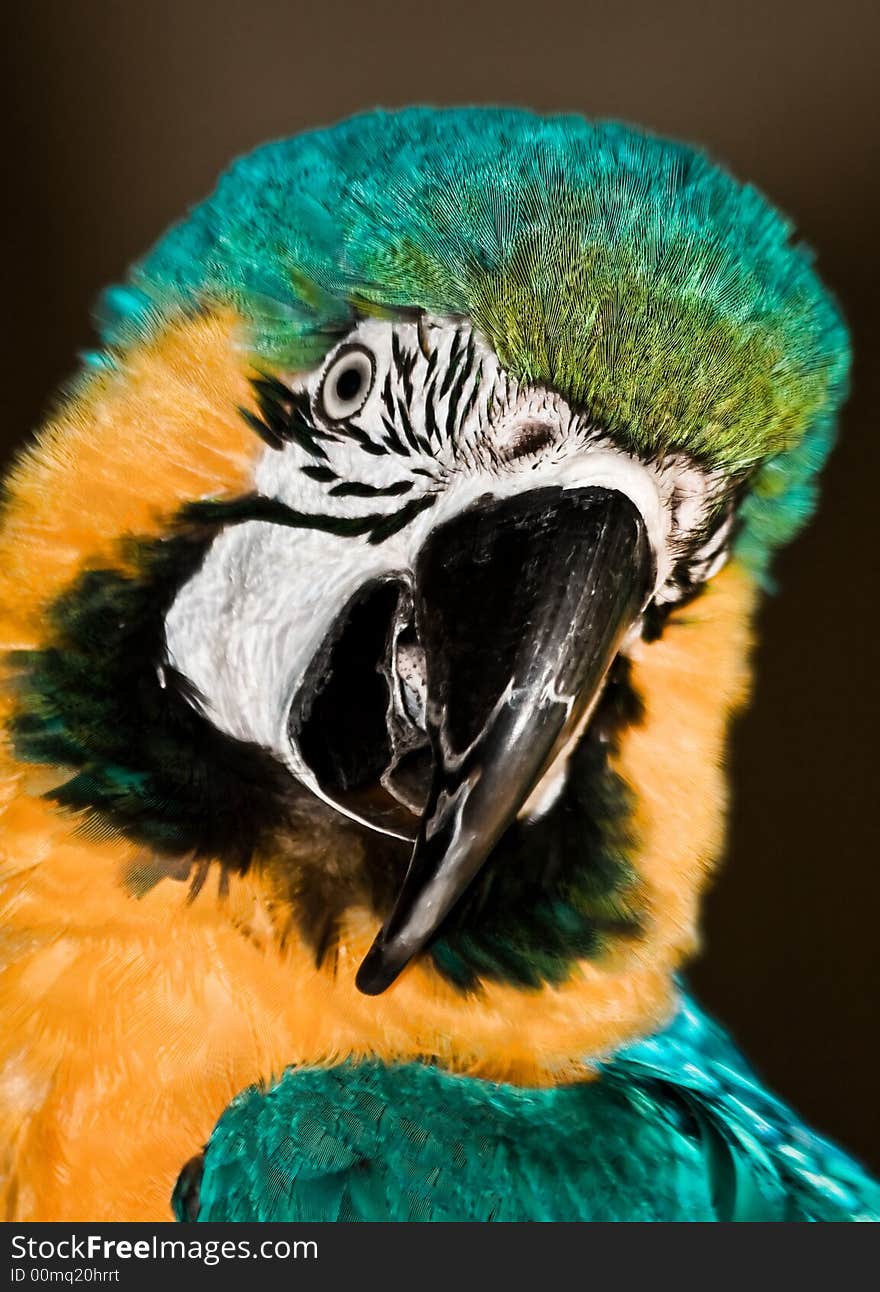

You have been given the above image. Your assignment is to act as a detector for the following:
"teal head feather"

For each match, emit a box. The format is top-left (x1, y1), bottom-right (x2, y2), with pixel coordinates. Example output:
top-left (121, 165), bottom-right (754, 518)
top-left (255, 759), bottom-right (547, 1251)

top-left (99, 107), bottom-right (849, 582)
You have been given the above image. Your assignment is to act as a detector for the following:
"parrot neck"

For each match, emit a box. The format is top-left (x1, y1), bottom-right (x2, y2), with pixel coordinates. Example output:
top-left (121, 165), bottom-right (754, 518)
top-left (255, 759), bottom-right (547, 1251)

top-left (1, 565), bottom-right (756, 1100)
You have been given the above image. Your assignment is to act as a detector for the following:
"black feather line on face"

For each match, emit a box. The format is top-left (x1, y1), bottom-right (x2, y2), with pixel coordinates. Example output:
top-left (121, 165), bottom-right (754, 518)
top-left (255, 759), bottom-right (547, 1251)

top-left (181, 491), bottom-right (435, 545)
top-left (459, 359), bottom-right (484, 430)
top-left (379, 372), bottom-right (411, 456)
top-left (438, 329), bottom-right (466, 403)
top-left (239, 406), bottom-right (286, 451)
top-left (391, 330), bottom-right (415, 407)
top-left (243, 378), bottom-right (337, 460)
top-left (286, 408), bottom-right (333, 460)
top-left (397, 395), bottom-right (432, 457)
top-left (380, 413), bottom-right (410, 457)
top-left (390, 333), bottom-right (430, 454)
top-left (423, 372), bottom-right (443, 445)
top-left (445, 350), bottom-right (473, 444)
top-left (345, 426), bottom-right (389, 456)
top-left (329, 480), bottom-right (414, 498)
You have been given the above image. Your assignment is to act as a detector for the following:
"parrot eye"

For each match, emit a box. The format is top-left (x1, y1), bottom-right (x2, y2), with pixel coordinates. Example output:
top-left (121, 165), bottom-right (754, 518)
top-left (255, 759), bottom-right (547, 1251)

top-left (317, 344), bottom-right (375, 422)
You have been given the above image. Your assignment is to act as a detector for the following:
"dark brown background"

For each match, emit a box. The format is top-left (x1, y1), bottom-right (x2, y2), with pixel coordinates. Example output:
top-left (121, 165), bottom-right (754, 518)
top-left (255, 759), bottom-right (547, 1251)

top-left (4, 1), bottom-right (878, 1167)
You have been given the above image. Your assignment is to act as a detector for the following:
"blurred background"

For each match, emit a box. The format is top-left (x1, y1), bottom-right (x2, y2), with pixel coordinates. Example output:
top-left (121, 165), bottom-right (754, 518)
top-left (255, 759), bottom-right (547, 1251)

top-left (4, 0), bottom-right (878, 1166)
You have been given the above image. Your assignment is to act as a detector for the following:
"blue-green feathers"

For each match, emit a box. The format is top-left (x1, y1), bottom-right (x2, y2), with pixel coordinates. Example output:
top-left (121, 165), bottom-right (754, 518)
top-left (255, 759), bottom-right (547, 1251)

top-left (96, 108), bottom-right (849, 582)
top-left (176, 992), bottom-right (879, 1223)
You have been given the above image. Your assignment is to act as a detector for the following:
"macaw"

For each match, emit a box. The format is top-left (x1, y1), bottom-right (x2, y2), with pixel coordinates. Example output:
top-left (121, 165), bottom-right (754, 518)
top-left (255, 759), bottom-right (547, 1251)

top-left (0, 108), bottom-right (876, 1222)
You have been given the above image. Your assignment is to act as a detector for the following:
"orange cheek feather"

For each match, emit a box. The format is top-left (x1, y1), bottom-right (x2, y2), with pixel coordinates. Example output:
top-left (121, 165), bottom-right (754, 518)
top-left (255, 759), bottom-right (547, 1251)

top-left (0, 314), bottom-right (757, 1219)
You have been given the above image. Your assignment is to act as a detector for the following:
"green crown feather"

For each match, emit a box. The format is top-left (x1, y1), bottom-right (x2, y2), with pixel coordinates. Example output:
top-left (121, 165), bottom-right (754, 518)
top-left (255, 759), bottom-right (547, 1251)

top-left (96, 107), bottom-right (849, 580)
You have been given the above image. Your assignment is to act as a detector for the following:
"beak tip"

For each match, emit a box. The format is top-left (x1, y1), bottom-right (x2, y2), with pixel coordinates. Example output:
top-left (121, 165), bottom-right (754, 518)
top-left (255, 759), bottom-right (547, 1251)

top-left (355, 942), bottom-right (403, 996)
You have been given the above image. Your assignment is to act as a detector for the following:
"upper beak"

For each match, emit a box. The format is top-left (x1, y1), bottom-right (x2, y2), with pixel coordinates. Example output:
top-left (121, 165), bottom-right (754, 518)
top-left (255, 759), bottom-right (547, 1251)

top-left (355, 485), bottom-right (652, 994)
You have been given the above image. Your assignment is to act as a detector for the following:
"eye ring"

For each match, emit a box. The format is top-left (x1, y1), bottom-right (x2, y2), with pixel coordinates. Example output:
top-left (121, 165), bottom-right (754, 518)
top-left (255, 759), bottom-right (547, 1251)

top-left (317, 343), bottom-right (375, 422)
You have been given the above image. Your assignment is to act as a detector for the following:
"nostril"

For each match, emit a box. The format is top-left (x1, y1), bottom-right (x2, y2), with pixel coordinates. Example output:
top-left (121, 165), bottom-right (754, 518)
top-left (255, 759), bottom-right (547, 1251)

top-left (502, 421), bottom-right (556, 461)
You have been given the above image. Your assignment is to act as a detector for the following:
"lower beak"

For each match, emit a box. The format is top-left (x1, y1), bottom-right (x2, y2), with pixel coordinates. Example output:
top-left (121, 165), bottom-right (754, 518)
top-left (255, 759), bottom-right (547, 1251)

top-left (355, 485), bottom-right (652, 994)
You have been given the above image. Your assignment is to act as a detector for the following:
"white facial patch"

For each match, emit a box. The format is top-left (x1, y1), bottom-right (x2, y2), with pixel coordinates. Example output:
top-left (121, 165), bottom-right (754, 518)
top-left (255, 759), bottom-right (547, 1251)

top-left (164, 316), bottom-right (732, 817)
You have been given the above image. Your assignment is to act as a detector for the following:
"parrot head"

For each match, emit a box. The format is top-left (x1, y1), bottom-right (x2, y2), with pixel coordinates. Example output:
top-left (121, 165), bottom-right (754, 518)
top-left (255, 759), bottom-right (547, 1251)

top-left (160, 311), bottom-right (739, 996)
top-left (1, 108), bottom-right (848, 1079)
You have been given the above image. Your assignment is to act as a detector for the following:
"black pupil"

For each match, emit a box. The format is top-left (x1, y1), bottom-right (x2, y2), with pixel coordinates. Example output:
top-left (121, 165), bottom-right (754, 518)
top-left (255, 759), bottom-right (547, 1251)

top-left (335, 365), bottom-right (364, 404)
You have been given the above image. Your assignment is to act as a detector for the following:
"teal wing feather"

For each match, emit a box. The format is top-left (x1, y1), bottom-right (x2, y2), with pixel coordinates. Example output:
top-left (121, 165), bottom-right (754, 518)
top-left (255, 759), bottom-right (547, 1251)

top-left (609, 993), bottom-right (880, 1222)
top-left (176, 1062), bottom-right (719, 1222)
top-left (176, 991), bottom-right (880, 1222)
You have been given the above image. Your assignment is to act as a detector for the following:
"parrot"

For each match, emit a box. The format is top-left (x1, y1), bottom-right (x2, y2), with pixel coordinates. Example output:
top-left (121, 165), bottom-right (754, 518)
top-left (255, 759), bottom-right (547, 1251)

top-left (0, 106), bottom-right (877, 1223)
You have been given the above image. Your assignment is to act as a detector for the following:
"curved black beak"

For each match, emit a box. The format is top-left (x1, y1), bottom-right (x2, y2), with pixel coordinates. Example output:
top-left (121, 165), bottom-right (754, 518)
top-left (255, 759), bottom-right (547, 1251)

top-left (355, 486), bottom-right (652, 994)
